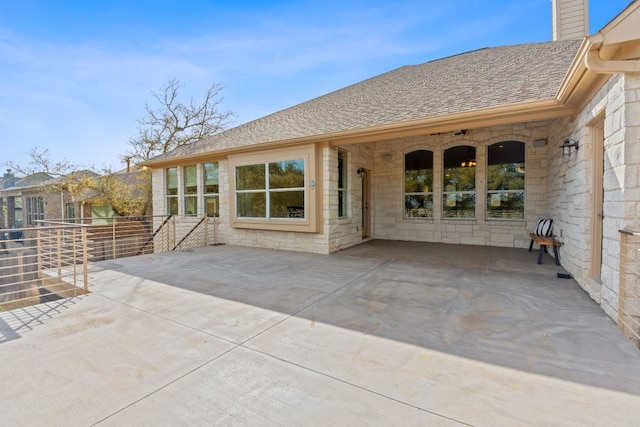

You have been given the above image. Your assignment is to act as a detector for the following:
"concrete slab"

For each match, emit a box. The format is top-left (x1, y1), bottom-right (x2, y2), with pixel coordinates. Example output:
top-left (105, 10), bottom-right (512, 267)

top-left (99, 347), bottom-right (455, 426)
top-left (1, 241), bottom-right (639, 426)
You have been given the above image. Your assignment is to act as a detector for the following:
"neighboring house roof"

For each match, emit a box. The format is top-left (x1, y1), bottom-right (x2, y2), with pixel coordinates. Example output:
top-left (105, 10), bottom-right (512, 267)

top-left (2, 172), bottom-right (53, 192)
top-left (148, 39), bottom-right (581, 164)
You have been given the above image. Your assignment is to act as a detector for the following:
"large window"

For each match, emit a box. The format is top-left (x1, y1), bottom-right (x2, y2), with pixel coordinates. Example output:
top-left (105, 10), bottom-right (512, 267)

top-left (404, 150), bottom-right (433, 218)
top-left (25, 196), bottom-right (44, 226)
top-left (338, 150), bottom-right (347, 218)
top-left (443, 146), bottom-right (476, 218)
top-left (203, 162), bottom-right (219, 217)
top-left (166, 167), bottom-right (178, 215)
top-left (236, 159), bottom-right (305, 219)
top-left (183, 165), bottom-right (197, 216)
top-left (487, 141), bottom-right (525, 219)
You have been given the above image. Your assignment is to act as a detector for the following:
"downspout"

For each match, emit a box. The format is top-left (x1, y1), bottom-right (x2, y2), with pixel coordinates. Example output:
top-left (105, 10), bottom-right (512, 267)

top-left (585, 34), bottom-right (640, 74)
top-left (585, 49), bottom-right (640, 73)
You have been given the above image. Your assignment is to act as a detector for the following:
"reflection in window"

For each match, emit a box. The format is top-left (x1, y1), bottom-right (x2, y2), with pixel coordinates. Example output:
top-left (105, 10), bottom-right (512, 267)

top-left (166, 167), bottom-right (178, 215)
top-left (184, 165), bottom-right (197, 216)
top-left (235, 159), bottom-right (305, 219)
top-left (404, 150), bottom-right (433, 218)
top-left (487, 141), bottom-right (525, 220)
top-left (443, 146), bottom-right (476, 218)
top-left (338, 151), bottom-right (347, 218)
top-left (204, 162), bottom-right (219, 217)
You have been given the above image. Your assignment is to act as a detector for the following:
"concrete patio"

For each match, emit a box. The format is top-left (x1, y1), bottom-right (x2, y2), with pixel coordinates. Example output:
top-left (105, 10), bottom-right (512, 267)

top-left (1, 240), bottom-right (640, 426)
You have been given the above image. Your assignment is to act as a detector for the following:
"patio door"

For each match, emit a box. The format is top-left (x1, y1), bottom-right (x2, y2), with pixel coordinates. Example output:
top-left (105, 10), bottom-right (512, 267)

top-left (590, 122), bottom-right (605, 282)
top-left (361, 169), bottom-right (371, 238)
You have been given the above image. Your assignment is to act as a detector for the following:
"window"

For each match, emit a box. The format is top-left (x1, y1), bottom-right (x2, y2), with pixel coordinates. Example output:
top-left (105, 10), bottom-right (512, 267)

top-left (443, 146), bottom-right (476, 218)
top-left (166, 167), bottom-right (178, 215)
top-left (203, 162), bottom-right (219, 217)
top-left (25, 196), bottom-right (44, 226)
top-left (183, 165), bottom-right (197, 216)
top-left (487, 141), bottom-right (525, 219)
top-left (235, 159), bottom-right (305, 219)
top-left (66, 203), bottom-right (75, 223)
top-left (338, 150), bottom-right (347, 218)
top-left (404, 150), bottom-right (433, 218)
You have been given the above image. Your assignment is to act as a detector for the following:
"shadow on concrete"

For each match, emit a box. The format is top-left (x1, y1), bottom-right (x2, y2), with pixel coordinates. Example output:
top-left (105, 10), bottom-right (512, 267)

top-left (0, 296), bottom-right (82, 344)
top-left (43, 240), bottom-right (640, 396)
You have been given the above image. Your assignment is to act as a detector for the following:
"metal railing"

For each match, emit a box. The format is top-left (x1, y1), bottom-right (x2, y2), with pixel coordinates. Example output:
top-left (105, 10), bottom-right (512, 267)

top-left (1, 224), bottom-right (89, 310)
top-left (618, 229), bottom-right (640, 348)
top-left (1, 215), bottom-right (217, 310)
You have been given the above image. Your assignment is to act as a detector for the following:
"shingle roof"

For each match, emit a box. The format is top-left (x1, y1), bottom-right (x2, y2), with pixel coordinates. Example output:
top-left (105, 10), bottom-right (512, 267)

top-left (152, 40), bottom-right (581, 162)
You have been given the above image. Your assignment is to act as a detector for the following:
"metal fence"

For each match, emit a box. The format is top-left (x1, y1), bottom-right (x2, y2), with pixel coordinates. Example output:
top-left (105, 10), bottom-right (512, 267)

top-left (618, 229), bottom-right (640, 348)
top-left (0, 215), bottom-right (216, 310)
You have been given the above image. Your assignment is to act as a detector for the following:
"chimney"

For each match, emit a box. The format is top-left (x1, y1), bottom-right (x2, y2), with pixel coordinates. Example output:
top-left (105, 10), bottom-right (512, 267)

top-left (3, 169), bottom-right (16, 189)
top-left (552, 0), bottom-right (589, 41)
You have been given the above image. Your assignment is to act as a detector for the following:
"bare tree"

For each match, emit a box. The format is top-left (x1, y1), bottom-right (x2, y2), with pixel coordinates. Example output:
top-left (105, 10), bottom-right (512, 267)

top-left (125, 78), bottom-right (234, 163)
top-left (4, 147), bottom-right (78, 178)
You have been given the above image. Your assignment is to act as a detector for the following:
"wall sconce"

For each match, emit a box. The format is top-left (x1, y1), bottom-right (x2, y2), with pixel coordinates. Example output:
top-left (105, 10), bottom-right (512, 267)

top-left (382, 154), bottom-right (392, 162)
top-left (357, 168), bottom-right (366, 175)
top-left (560, 138), bottom-right (579, 156)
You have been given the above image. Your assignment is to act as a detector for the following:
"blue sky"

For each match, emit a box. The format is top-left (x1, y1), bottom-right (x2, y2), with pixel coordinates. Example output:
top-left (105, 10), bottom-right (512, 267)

top-left (0, 0), bottom-right (632, 171)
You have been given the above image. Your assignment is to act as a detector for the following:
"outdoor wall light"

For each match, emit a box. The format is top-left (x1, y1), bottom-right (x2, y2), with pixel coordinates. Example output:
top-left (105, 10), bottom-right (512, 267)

top-left (560, 138), bottom-right (579, 156)
top-left (357, 168), bottom-right (366, 175)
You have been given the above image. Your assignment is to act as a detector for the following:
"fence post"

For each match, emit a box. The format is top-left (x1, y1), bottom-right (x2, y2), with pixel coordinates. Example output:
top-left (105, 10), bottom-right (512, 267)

top-left (18, 251), bottom-right (24, 284)
top-left (82, 227), bottom-right (89, 292)
top-left (36, 225), bottom-right (43, 278)
top-left (72, 226), bottom-right (77, 295)
top-left (57, 228), bottom-right (62, 280)
top-left (112, 221), bottom-right (116, 260)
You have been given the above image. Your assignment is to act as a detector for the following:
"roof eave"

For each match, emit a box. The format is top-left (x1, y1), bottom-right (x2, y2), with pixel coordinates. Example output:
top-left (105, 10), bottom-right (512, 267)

top-left (142, 99), bottom-right (574, 167)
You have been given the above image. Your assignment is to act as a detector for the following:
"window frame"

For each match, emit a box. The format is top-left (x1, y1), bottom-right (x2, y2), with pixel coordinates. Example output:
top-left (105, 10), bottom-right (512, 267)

top-left (165, 167), bottom-right (178, 216)
top-left (183, 164), bottom-right (198, 216)
top-left (228, 145), bottom-right (318, 233)
top-left (404, 150), bottom-right (434, 218)
top-left (486, 141), bottom-right (525, 221)
top-left (442, 145), bottom-right (477, 219)
top-left (337, 150), bottom-right (348, 218)
top-left (26, 196), bottom-right (44, 226)
top-left (203, 162), bottom-right (220, 218)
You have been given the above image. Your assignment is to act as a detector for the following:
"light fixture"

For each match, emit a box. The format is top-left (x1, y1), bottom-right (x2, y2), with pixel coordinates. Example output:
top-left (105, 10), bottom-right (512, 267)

top-left (454, 129), bottom-right (468, 136)
top-left (382, 154), bottom-right (392, 162)
top-left (560, 138), bottom-right (579, 156)
top-left (357, 168), bottom-right (366, 175)
top-left (460, 159), bottom-right (476, 168)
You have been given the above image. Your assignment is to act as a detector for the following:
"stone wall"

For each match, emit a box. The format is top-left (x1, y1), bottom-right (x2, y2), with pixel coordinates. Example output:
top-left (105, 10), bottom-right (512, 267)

top-left (327, 143), bottom-right (374, 252)
top-left (370, 121), bottom-right (552, 248)
top-left (547, 73), bottom-right (640, 321)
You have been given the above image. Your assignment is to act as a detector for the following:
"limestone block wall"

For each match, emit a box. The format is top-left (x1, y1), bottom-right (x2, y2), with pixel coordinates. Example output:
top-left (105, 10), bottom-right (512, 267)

top-left (327, 143), bottom-right (374, 253)
top-left (151, 155), bottom-right (331, 255)
top-left (547, 73), bottom-right (640, 321)
top-left (370, 121), bottom-right (552, 248)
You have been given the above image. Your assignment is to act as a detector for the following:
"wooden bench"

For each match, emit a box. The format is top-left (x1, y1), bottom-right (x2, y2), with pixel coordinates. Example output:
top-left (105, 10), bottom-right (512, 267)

top-left (528, 233), bottom-right (562, 265)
